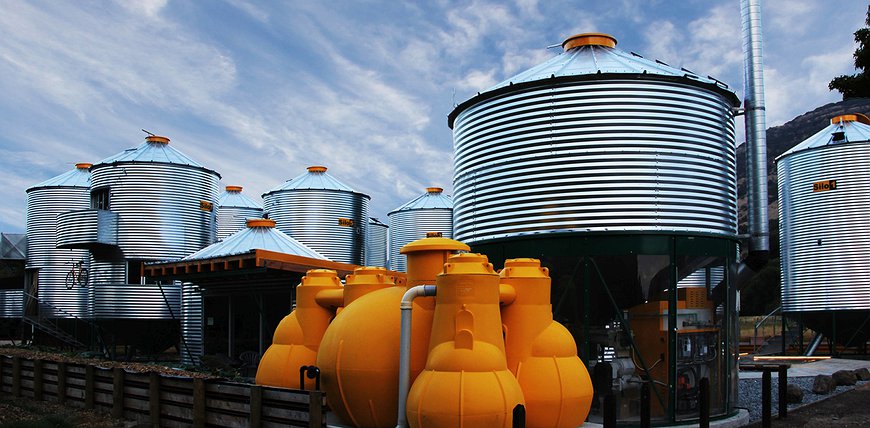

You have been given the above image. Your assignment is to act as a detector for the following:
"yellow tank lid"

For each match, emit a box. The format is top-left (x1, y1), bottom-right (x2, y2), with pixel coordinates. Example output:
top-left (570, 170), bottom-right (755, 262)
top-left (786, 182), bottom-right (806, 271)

top-left (75, 163), bottom-right (93, 169)
top-left (831, 113), bottom-right (870, 125)
top-left (307, 165), bottom-right (328, 173)
top-left (562, 33), bottom-right (617, 51)
top-left (400, 235), bottom-right (469, 254)
top-left (443, 252), bottom-right (495, 275)
top-left (246, 218), bottom-right (275, 228)
top-left (301, 269), bottom-right (341, 287)
top-left (146, 135), bottom-right (170, 144)
top-left (226, 185), bottom-right (243, 192)
top-left (500, 258), bottom-right (549, 278)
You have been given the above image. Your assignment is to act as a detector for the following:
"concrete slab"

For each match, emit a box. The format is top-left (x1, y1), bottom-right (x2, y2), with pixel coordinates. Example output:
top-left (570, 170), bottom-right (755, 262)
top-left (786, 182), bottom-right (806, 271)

top-left (580, 409), bottom-right (749, 428)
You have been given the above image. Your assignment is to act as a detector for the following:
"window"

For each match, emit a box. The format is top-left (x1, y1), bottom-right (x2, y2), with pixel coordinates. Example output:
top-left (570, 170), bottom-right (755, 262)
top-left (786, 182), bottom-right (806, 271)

top-left (91, 187), bottom-right (110, 210)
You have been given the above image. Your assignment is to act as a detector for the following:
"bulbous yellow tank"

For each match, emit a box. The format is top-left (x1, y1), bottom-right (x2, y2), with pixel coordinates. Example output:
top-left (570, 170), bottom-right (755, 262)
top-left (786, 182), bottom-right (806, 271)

top-left (255, 269), bottom-right (342, 389)
top-left (316, 237), bottom-right (469, 428)
top-left (406, 253), bottom-right (525, 428)
top-left (499, 258), bottom-right (593, 428)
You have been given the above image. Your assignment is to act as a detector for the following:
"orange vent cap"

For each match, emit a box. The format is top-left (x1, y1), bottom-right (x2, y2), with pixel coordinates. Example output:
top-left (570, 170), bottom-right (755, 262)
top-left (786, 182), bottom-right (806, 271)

top-left (146, 135), bottom-right (170, 144)
top-left (226, 185), bottom-right (243, 192)
top-left (247, 218), bottom-right (276, 228)
top-left (75, 163), bottom-right (92, 169)
top-left (562, 33), bottom-right (617, 51)
top-left (307, 166), bottom-right (328, 173)
top-left (831, 113), bottom-right (870, 125)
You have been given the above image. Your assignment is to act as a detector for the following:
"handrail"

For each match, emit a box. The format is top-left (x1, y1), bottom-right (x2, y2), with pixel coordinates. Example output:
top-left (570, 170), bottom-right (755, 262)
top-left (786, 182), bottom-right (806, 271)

top-left (23, 292), bottom-right (110, 357)
top-left (753, 305), bottom-right (782, 354)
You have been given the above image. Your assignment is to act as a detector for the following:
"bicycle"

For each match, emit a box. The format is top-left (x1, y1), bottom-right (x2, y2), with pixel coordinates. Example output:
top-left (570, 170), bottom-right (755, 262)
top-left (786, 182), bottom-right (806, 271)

top-left (65, 260), bottom-right (89, 289)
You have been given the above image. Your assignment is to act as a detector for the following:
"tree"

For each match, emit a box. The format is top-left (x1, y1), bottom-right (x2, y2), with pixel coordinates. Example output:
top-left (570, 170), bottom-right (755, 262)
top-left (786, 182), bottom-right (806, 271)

top-left (829, 6), bottom-right (870, 99)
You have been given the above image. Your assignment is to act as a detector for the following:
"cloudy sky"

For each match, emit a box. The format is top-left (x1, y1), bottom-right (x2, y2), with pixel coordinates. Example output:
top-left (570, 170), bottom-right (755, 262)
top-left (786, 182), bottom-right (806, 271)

top-left (1, 0), bottom-right (866, 233)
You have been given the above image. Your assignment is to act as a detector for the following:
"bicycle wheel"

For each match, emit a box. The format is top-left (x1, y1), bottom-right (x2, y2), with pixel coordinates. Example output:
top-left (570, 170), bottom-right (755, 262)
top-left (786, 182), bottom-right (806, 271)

top-left (65, 270), bottom-right (75, 289)
top-left (78, 268), bottom-right (89, 287)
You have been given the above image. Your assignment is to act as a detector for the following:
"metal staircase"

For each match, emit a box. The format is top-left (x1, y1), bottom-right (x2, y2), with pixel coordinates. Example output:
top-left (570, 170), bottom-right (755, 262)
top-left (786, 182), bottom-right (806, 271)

top-left (21, 293), bottom-right (110, 356)
top-left (753, 307), bottom-right (803, 355)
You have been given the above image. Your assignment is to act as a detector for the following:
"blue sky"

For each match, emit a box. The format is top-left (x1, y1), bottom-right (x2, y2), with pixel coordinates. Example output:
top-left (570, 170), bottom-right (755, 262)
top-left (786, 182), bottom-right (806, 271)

top-left (1, 0), bottom-right (866, 233)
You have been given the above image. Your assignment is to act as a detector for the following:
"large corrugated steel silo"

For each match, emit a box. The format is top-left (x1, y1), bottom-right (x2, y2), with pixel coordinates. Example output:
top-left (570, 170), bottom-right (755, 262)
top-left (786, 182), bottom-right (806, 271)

top-left (448, 33), bottom-right (741, 424)
top-left (216, 185), bottom-right (263, 241)
top-left (777, 113), bottom-right (870, 345)
top-left (263, 166), bottom-right (369, 265)
top-left (387, 187), bottom-right (453, 272)
top-left (25, 163), bottom-right (92, 317)
top-left (365, 217), bottom-right (388, 267)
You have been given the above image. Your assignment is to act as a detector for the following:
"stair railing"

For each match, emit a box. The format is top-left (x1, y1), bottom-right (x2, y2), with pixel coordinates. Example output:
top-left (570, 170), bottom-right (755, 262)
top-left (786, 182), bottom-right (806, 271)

top-left (753, 306), bottom-right (782, 354)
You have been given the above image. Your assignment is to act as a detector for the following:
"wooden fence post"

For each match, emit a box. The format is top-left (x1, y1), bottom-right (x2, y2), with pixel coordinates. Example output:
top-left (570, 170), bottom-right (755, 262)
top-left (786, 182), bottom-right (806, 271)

top-left (193, 378), bottom-right (206, 428)
top-left (149, 372), bottom-right (161, 428)
top-left (0, 356), bottom-right (5, 391)
top-left (85, 365), bottom-right (95, 409)
top-left (112, 368), bottom-right (125, 418)
top-left (12, 356), bottom-right (21, 397)
top-left (249, 385), bottom-right (262, 428)
top-left (309, 390), bottom-right (324, 428)
top-left (33, 359), bottom-right (43, 400)
top-left (57, 362), bottom-right (67, 403)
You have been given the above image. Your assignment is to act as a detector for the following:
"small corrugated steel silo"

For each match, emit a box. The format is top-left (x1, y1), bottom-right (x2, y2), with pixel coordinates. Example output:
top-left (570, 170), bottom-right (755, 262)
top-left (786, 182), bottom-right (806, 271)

top-left (25, 163), bottom-right (92, 317)
top-left (263, 166), bottom-right (369, 265)
top-left (388, 187), bottom-right (453, 272)
top-left (777, 113), bottom-right (870, 344)
top-left (216, 185), bottom-right (263, 241)
top-left (365, 217), bottom-right (388, 267)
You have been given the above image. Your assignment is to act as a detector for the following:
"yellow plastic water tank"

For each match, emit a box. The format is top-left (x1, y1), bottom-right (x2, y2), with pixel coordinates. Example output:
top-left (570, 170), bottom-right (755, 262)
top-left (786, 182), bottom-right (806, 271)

top-left (315, 237), bottom-right (468, 428)
top-left (255, 269), bottom-right (342, 389)
top-left (499, 258), bottom-right (593, 428)
top-left (406, 253), bottom-right (524, 428)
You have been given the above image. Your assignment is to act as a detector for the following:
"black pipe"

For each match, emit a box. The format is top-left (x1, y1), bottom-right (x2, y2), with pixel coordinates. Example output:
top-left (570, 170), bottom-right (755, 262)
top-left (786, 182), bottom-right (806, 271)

top-left (762, 370), bottom-right (771, 428)
top-left (778, 366), bottom-right (788, 419)
top-left (640, 381), bottom-right (650, 428)
top-left (603, 393), bottom-right (617, 428)
top-left (512, 404), bottom-right (525, 428)
top-left (298, 365), bottom-right (321, 391)
top-left (699, 377), bottom-right (710, 428)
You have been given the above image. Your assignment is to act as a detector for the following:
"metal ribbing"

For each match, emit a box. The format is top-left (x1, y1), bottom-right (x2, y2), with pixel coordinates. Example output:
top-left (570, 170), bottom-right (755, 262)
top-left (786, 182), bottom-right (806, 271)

top-left (678, 267), bottom-right (724, 288)
top-left (263, 190), bottom-right (368, 265)
top-left (180, 283), bottom-right (203, 365)
top-left (366, 218), bottom-right (388, 267)
top-left (452, 79), bottom-right (737, 243)
top-left (88, 257), bottom-right (126, 285)
top-left (90, 163), bottom-right (219, 260)
top-left (56, 210), bottom-right (118, 247)
top-left (26, 186), bottom-right (91, 318)
top-left (741, 0), bottom-right (770, 253)
top-left (778, 142), bottom-right (870, 312)
top-left (388, 209), bottom-right (453, 272)
top-left (87, 282), bottom-right (181, 319)
top-left (0, 290), bottom-right (23, 318)
top-left (216, 205), bottom-right (263, 241)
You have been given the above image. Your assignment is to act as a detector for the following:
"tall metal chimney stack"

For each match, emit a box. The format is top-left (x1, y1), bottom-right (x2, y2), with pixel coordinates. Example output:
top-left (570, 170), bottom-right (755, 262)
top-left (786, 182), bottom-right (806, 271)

top-left (741, 0), bottom-right (770, 263)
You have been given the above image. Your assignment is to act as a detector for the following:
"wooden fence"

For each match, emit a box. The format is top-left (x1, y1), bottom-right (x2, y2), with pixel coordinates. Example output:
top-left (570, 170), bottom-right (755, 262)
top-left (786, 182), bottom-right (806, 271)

top-left (0, 355), bottom-right (325, 427)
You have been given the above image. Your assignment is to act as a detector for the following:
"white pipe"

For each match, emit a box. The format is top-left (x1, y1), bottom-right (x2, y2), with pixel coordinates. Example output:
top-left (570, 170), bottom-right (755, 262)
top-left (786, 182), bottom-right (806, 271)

top-left (396, 285), bottom-right (436, 428)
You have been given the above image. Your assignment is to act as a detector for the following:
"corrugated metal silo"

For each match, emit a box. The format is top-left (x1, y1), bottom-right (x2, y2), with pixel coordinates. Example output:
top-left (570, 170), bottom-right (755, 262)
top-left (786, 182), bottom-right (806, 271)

top-left (448, 33), bottom-right (742, 424)
top-left (263, 166), bottom-right (369, 265)
top-left (387, 187), bottom-right (453, 272)
top-left (365, 217), bottom-right (388, 267)
top-left (86, 135), bottom-right (221, 285)
top-left (450, 33), bottom-right (739, 243)
top-left (216, 185), bottom-right (263, 241)
top-left (25, 163), bottom-right (92, 317)
top-left (777, 113), bottom-right (870, 344)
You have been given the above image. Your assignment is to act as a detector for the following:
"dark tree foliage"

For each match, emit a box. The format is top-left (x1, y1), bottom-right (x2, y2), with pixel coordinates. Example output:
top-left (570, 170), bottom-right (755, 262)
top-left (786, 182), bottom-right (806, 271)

top-left (830, 6), bottom-right (870, 98)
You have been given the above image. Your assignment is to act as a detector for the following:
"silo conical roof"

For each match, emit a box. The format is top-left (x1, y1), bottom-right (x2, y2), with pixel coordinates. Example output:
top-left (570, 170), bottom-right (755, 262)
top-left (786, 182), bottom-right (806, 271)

top-left (778, 114), bottom-right (870, 159)
top-left (263, 166), bottom-right (360, 195)
top-left (449, 33), bottom-right (738, 127)
top-left (184, 218), bottom-right (326, 261)
top-left (93, 136), bottom-right (219, 176)
top-left (26, 163), bottom-right (91, 191)
top-left (389, 187), bottom-right (453, 213)
top-left (218, 185), bottom-right (262, 209)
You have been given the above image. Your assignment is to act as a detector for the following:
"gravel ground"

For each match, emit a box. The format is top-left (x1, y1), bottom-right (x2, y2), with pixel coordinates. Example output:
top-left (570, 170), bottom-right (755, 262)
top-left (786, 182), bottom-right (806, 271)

top-left (739, 376), bottom-right (870, 423)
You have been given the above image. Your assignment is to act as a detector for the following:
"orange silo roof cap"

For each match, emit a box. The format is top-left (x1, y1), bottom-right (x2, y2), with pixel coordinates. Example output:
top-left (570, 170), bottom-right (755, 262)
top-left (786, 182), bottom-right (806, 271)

top-left (831, 113), bottom-right (870, 125)
top-left (307, 166), bottom-right (328, 173)
top-left (146, 135), bottom-right (170, 144)
top-left (247, 218), bottom-right (276, 228)
top-left (426, 187), bottom-right (443, 194)
top-left (562, 33), bottom-right (617, 51)
top-left (75, 163), bottom-right (93, 169)
top-left (226, 185), bottom-right (243, 192)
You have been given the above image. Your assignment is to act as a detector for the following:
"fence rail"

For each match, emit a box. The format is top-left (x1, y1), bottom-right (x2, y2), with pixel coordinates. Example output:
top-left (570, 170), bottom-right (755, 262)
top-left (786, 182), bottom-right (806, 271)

top-left (0, 355), bottom-right (325, 427)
